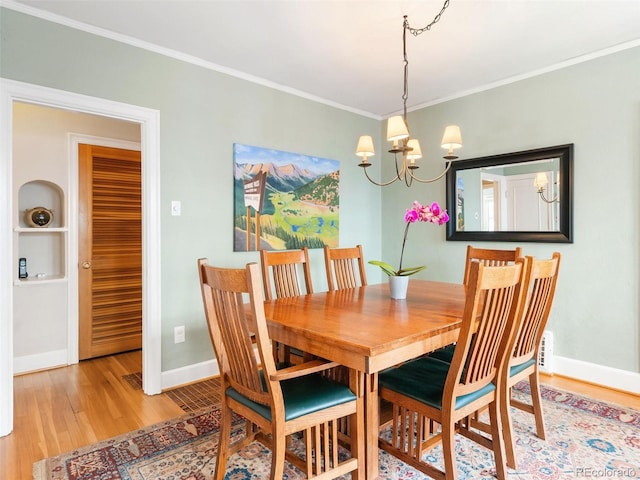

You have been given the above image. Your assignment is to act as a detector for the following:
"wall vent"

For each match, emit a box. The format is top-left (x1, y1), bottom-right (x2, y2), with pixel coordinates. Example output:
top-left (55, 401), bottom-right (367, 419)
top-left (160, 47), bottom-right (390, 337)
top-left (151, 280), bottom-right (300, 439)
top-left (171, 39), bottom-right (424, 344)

top-left (537, 330), bottom-right (554, 374)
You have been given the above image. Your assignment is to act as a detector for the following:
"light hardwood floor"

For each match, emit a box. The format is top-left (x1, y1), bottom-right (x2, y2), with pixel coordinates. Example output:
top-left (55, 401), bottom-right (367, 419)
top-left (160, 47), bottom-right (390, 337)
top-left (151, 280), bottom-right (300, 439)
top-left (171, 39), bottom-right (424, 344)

top-left (1, 350), bottom-right (637, 479)
top-left (0, 350), bottom-right (183, 480)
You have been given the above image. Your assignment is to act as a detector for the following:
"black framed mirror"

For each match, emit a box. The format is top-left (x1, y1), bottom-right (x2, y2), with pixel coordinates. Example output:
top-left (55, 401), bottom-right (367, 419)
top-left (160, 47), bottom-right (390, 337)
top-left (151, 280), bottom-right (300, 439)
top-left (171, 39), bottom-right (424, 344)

top-left (446, 144), bottom-right (573, 243)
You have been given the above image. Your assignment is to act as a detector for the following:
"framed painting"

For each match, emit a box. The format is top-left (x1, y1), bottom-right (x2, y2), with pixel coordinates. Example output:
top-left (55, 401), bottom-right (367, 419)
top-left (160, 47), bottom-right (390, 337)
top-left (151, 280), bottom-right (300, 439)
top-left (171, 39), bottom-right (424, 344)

top-left (233, 144), bottom-right (339, 251)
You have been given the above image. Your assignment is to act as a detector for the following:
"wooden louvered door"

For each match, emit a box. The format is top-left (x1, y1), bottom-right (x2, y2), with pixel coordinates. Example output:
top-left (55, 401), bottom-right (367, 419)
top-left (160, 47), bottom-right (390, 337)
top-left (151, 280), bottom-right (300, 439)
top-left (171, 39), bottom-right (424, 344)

top-left (78, 144), bottom-right (142, 360)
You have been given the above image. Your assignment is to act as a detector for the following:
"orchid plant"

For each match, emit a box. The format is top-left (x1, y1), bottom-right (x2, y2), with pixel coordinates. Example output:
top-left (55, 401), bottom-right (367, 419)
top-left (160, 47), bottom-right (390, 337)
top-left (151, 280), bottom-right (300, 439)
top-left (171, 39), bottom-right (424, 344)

top-left (369, 201), bottom-right (450, 277)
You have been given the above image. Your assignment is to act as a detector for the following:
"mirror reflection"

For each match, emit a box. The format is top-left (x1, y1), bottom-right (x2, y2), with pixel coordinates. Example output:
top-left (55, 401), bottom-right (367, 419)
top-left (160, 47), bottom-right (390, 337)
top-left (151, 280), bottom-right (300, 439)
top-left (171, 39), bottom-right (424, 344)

top-left (455, 158), bottom-right (560, 232)
top-left (446, 145), bottom-right (573, 243)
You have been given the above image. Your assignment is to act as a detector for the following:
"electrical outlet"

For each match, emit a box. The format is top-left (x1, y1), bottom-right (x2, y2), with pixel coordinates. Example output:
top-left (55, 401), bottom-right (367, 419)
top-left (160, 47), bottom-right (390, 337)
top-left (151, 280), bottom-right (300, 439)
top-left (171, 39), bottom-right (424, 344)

top-left (174, 325), bottom-right (185, 343)
top-left (171, 200), bottom-right (181, 216)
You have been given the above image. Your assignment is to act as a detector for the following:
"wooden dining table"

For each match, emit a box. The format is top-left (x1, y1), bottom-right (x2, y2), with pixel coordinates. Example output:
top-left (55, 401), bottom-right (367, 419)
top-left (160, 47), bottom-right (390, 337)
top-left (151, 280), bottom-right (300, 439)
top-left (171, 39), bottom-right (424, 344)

top-left (263, 279), bottom-right (467, 480)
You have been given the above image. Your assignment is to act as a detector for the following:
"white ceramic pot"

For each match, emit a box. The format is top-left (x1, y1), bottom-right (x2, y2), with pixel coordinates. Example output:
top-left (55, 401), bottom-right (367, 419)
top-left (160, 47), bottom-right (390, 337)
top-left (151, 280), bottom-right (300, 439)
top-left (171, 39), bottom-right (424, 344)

top-left (388, 275), bottom-right (409, 300)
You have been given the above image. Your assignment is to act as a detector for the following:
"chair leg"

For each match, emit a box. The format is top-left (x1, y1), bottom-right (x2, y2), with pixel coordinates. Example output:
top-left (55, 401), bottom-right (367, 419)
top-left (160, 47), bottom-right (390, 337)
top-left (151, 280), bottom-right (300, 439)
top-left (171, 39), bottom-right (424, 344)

top-left (214, 404), bottom-right (233, 480)
top-left (488, 401), bottom-right (508, 480)
top-left (441, 416), bottom-right (458, 480)
top-left (501, 386), bottom-right (517, 469)
top-left (529, 371), bottom-right (546, 440)
top-left (270, 424), bottom-right (286, 479)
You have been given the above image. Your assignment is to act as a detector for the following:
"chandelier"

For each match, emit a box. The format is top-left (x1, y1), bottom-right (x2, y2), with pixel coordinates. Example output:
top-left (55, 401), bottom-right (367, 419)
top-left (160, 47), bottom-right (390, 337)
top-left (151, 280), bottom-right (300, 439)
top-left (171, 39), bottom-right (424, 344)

top-left (355, 1), bottom-right (462, 187)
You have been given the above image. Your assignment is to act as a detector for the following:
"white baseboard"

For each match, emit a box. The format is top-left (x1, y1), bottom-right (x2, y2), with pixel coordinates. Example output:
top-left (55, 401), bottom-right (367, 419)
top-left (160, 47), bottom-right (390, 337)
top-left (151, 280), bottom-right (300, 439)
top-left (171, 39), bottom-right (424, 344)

top-left (161, 358), bottom-right (220, 391)
top-left (14, 349), bottom-right (67, 375)
top-left (160, 347), bottom-right (261, 391)
top-left (553, 355), bottom-right (640, 395)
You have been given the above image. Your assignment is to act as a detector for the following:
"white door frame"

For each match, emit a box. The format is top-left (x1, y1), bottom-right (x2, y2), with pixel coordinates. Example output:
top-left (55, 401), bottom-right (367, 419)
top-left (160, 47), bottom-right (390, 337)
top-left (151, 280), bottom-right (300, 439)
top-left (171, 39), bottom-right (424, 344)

top-left (0, 78), bottom-right (162, 437)
top-left (480, 172), bottom-right (506, 231)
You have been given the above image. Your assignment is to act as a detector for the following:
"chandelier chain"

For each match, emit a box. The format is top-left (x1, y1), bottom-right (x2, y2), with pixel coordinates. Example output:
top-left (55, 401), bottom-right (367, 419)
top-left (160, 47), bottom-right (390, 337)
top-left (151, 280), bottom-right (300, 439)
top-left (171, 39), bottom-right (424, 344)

top-left (402, 0), bottom-right (452, 118)
top-left (404, 0), bottom-right (451, 37)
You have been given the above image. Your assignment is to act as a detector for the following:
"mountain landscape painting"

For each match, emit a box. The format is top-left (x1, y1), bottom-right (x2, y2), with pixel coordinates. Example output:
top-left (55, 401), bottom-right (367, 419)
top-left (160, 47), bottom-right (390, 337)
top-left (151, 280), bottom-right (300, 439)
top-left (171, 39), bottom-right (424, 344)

top-left (233, 143), bottom-right (339, 251)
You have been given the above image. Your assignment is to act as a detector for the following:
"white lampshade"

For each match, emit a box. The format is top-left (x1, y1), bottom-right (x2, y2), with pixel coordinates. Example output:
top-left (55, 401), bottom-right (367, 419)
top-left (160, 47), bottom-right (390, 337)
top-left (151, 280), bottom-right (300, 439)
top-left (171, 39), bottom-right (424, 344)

top-left (440, 125), bottom-right (462, 149)
top-left (406, 139), bottom-right (422, 161)
top-left (387, 116), bottom-right (409, 142)
top-left (534, 172), bottom-right (549, 189)
top-left (355, 135), bottom-right (375, 157)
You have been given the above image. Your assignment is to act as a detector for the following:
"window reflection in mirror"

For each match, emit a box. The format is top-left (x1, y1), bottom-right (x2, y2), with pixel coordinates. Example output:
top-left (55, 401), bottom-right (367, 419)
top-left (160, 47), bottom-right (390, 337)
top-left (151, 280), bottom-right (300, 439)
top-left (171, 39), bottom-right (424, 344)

top-left (446, 145), bottom-right (573, 243)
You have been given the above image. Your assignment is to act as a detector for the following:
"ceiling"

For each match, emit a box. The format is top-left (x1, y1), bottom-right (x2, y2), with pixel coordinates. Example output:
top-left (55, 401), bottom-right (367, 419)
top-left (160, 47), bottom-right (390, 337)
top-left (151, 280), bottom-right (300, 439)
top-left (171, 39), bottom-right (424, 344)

top-left (7, 0), bottom-right (640, 118)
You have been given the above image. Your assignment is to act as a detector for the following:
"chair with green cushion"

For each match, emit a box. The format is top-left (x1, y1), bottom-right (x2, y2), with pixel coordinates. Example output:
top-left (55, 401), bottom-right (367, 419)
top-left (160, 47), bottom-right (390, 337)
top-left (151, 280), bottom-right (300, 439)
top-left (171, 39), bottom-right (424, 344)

top-left (463, 245), bottom-right (523, 287)
top-left (427, 245), bottom-right (524, 363)
top-left (425, 254), bottom-right (561, 470)
top-left (198, 259), bottom-right (364, 480)
top-left (260, 247), bottom-right (313, 365)
top-left (378, 259), bottom-right (529, 480)
top-left (496, 253), bottom-right (561, 468)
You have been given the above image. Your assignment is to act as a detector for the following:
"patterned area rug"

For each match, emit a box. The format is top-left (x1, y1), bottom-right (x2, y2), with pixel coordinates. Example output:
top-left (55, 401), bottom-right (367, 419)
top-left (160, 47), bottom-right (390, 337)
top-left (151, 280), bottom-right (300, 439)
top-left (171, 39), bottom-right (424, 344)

top-left (33, 383), bottom-right (640, 480)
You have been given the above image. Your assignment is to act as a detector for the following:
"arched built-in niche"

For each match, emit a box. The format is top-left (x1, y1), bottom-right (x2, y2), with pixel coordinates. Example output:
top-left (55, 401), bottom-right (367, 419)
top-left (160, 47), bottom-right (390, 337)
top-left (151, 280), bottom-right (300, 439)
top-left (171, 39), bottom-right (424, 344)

top-left (15, 180), bottom-right (66, 282)
top-left (18, 180), bottom-right (64, 228)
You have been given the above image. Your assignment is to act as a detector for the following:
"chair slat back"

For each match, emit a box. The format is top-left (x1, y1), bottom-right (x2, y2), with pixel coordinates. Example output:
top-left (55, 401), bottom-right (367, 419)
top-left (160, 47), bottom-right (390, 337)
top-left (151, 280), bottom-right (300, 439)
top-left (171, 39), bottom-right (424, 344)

top-left (447, 260), bottom-right (528, 398)
top-left (260, 248), bottom-right (313, 301)
top-left (463, 246), bottom-right (523, 287)
top-left (324, 245), bottom-right (367, 291)
top-left (512, 253), bottom-right (561, 365)
top-left (198, 259), bottom-right (277, 406)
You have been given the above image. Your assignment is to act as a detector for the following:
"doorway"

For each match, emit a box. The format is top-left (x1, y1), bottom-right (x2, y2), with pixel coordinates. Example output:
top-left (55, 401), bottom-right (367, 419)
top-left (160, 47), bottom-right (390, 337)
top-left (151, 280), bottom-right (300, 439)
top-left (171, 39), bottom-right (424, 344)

top-left (0, 78), bottom-right (162, 437)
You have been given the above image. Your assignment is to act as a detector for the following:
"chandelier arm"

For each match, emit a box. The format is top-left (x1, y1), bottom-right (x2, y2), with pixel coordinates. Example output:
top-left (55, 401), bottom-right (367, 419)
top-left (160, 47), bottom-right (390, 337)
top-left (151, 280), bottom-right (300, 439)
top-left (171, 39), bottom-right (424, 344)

top-left (406, 161), bottom-right (452, 184)
top-left (405, 173), bottom-right (413, 187)
top-left (360, 165), bottom-right (404, 187)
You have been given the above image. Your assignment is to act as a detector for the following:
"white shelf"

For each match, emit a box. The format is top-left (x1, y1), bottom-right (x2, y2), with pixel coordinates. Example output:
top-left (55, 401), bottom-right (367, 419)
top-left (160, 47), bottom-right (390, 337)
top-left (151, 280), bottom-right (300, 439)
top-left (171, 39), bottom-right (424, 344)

top-left (14, 274), bottom-right (67, 286)
top-left (14, 227), bottom-right (67, 233)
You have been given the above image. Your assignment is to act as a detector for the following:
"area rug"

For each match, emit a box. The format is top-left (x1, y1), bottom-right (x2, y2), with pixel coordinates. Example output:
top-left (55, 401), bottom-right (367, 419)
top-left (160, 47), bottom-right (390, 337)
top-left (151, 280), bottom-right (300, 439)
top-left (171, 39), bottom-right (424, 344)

top-left (33, 383), bottom-right (640, 480)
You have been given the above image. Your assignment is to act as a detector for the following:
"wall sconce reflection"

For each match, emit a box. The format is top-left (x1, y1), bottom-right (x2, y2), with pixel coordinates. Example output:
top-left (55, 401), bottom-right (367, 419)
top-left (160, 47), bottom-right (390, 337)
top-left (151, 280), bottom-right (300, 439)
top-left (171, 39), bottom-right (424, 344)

top-left (534, 172), bottom-right (559, 204)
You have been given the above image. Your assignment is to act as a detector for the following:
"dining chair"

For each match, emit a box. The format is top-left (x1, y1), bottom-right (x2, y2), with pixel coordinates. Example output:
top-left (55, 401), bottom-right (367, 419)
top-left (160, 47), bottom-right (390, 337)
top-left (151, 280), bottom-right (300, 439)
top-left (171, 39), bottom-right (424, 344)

top-left (378, 259), bottom-right (529, 480)
top-left (492, 252), bottom-right (561, 468)
top-left (198, 259), bottom-right (364, 480)
top-left (428, 244), bottom-right (524, 364)
top-left (323, 244), bottom-right (367, 291)
top-left (260, 247), bottom-right (313, 301)
top-left (260, 247), bottom-right (314, 364)
top-left (463, 245), bottom-right (523, 287)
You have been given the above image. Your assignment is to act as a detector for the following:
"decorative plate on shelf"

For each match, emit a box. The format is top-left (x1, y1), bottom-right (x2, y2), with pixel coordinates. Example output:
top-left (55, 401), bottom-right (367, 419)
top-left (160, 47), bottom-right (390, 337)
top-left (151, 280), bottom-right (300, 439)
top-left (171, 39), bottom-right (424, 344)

top-left (24, 206), bottom-right (54, 228)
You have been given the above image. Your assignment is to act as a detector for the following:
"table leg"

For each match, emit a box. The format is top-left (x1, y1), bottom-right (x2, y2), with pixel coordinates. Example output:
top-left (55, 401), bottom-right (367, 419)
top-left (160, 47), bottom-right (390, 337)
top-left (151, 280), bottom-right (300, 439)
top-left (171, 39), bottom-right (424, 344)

top-left (365, 372), bottom-right (379, 479)
top-left (349, 369), bottom-right (366, 480)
